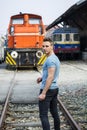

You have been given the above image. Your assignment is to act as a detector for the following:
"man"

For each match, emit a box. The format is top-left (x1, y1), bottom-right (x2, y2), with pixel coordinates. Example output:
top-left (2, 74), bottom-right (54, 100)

top-left (37, 37), bottom-right (60, 130)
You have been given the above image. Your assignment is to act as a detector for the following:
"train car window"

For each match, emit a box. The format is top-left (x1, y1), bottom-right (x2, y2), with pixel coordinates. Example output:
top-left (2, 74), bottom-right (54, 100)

top-left (12, 18), bottom-right (24, 24)
top-left (74, 34), bottom-right (79, 41)
top-left (10, 26), bottom-right (14, 35)
top-left (66, 34), bottom-right (70, 41)
top-left (53, 34), bottom-right (62, 41)
top-left (29, 18), bottom-right (40, 24)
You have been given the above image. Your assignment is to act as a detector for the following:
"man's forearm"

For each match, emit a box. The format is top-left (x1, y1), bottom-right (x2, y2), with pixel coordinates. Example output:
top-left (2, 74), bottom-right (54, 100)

top-left (42, 76), bottom-right (53, 94)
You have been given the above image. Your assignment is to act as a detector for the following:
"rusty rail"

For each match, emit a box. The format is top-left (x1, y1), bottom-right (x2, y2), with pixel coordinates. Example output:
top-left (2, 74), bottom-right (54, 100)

top-left (0, 70), bottom-right (17, 129)
top-left (58, 97), bottom-right (81, 130)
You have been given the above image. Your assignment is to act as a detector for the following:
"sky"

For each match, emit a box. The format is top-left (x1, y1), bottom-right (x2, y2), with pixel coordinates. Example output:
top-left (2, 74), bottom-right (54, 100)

top-left (0, 0), bottom-right (79, 35)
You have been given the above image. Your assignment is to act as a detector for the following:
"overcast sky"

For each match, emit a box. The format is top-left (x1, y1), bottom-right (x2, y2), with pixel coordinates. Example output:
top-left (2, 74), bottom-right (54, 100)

top-left (0, 0), bottom-right (79, 35)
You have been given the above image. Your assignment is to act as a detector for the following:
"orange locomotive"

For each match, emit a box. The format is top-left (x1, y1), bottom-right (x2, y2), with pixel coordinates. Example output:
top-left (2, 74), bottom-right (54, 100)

top-left (6, 13), bottom-right (45, 68)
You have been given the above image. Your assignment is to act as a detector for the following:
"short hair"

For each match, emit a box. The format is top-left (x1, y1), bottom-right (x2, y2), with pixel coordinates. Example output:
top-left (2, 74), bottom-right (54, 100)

top-left (43, 37), bottom-right (53, 45)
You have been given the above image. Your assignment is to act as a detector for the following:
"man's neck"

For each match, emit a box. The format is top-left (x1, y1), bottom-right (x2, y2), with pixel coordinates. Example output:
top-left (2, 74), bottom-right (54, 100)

top-left (47, 51), bottom-right (54, 57)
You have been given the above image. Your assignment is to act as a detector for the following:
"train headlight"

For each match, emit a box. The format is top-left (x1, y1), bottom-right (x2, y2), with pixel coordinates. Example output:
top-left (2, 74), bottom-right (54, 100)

top-left (36, 50), bottom-right (43, 58)
top-left (11, 51), bottom-right (18, 59)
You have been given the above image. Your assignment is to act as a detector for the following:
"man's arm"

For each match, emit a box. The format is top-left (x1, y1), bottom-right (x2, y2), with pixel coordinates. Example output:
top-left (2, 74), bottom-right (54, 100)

top-left (38, 67), bottom-right (55, 100)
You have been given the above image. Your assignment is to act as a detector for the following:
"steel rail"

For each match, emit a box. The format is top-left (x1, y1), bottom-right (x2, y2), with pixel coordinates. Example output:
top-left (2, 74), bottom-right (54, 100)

top-left (0, 69), bottom-right (17, 129)
top-left (58, 97), bottom-right (81, 130)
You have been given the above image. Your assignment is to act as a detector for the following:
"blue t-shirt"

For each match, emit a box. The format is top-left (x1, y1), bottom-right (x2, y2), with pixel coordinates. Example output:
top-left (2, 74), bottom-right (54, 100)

top-left (41, 54), bottom-right (60, 89)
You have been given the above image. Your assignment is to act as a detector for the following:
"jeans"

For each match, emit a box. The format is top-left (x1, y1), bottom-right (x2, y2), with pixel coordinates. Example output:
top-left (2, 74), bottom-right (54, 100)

top-left (39, 88), bottom-right (60, 130)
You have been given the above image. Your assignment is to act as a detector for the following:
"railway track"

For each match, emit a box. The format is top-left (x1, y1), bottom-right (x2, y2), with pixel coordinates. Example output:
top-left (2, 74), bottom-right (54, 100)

top-left (1, 100), bottom-right (81, 130)
top-left (59, 60), bottom-right (87, 130)
top-left (0, 61), bottom-right (86, 130)
top-left (59, 88), bottom-right (87, 130)
top-left (0, 68), bottom-right (81, 130)
top-left (0, 68), bottom-right (17, 129)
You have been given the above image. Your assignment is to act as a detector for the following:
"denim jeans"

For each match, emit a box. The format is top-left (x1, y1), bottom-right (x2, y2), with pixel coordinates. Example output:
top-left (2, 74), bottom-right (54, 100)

top-left (39, 88), bottom-right (60, 130)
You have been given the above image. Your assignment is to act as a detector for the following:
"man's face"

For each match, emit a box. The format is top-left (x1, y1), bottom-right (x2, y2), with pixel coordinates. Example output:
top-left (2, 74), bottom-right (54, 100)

top-left (42, 41), bottom-right (53, 55)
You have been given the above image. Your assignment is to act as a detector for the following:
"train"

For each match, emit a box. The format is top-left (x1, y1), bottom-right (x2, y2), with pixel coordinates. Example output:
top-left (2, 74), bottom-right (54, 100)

top-left (5, 13), bottom-right (46, 68)
top-left (46, 26), bottom-right (80, 58)
top-left (0, 36), bottom-right (5, 63)
top-left (0, 43), bottom-right (4, 63)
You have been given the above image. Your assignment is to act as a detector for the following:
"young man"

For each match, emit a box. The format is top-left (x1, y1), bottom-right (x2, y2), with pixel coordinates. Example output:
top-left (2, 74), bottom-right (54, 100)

top-left (37, 38), bottom-right (60, 130)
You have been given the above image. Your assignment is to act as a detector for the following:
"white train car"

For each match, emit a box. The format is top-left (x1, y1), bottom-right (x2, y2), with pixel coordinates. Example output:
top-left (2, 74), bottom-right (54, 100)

top-left (0, 37), bottom-right (5, 63)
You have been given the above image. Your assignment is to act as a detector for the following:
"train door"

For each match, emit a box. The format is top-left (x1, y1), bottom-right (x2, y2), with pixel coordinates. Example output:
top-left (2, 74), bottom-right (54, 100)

top-left (65, 33), bottom-right (73, 50)
top-left (66, 33), bottom-right (71, 44)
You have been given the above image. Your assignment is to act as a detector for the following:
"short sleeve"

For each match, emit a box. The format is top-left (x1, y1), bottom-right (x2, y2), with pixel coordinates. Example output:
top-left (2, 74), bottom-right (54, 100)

top-left (47, 58), bottom-right (56, 68)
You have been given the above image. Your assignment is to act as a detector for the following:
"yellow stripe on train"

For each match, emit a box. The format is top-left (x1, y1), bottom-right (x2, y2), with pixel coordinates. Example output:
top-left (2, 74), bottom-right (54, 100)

top-left (38, 54), bottom-right (47, 65)
top-left (54, 41), bottom-right (80, 44)
top-left (6, 57), bottom-right (13, 65)
top-left (6, 52), bottom-right (16, 65)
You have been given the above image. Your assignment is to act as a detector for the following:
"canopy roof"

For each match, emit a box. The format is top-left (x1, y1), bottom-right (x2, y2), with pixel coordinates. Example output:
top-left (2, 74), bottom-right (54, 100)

top-left (46, 0), bottom-right (87, 31)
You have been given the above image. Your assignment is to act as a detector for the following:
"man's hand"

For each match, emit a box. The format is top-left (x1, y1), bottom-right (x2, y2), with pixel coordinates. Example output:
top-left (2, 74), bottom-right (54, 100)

top-left (38, 93), bottom-right (46, 100)
top-left (37, 77), bottom-right (42, 84)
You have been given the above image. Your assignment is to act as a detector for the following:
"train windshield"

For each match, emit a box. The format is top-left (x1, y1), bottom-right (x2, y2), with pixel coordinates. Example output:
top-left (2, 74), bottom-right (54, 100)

top-left (29, 18), bottom-right (40, 24)
top-left (12, 18), bottom-right (24, 24)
